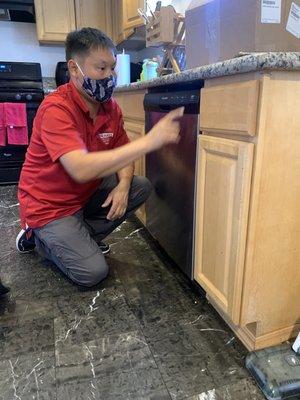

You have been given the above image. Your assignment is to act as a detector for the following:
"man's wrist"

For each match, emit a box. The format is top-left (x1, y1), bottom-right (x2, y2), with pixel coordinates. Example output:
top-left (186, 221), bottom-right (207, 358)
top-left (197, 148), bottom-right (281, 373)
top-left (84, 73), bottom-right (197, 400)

top-left (118, 177), bottom-right (132, 190)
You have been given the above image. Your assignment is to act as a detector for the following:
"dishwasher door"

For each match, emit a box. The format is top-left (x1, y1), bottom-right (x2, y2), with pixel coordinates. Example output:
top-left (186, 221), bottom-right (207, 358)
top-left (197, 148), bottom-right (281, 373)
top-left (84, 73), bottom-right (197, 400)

top-left (144, 89), bottom-right (200, 279)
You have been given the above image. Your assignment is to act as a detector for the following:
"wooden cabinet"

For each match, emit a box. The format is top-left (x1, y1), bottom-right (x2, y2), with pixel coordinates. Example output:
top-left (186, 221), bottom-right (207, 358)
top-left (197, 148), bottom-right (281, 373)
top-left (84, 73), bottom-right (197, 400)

top-left (200, 80), bottom-right (259, 137)
top-left (35, 0), bottom-right (145, 45)
top-left (112, 0), bottom-right (125, 44)
top-left (113, 90), bottom-right (147, 225)
top-left (111, 0), bottom-right (144, 44)
top-left (123, 120), bottom-right (145, 178)
top-left (34, 0), bottom-right (113, 43)
top-left (123, 120), bottom-right (146, 224)
top-left (195, 72), bottom-right (300, 350)
top-left (34, 0), bottom-right (76, 43)
top-left (194, 136), bottom-right (254, 324)
top-left (75, 0), bottom-right (112, 37)
top-left (123, 0), bottom-right (144, 31)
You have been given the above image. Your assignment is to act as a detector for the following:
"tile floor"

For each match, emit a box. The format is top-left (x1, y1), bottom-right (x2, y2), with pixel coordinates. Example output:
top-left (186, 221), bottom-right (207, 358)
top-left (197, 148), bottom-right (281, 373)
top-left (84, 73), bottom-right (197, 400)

top-left (0, 186), bottom-right (265, 400)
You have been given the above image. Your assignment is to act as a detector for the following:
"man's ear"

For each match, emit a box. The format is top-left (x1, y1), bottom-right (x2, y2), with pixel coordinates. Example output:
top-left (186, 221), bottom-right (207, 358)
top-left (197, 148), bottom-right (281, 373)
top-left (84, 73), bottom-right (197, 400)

top-left (68, 59), bottom-right (79, 78)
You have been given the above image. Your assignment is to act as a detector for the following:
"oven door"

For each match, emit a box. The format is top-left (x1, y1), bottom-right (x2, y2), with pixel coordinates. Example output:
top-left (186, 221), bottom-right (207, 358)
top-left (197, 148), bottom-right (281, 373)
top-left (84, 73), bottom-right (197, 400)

top-left (0, 90), bottom-right (43, 184)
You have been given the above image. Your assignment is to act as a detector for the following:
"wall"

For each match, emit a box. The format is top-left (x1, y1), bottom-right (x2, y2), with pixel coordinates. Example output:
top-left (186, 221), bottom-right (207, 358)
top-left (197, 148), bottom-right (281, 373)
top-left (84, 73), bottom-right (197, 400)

top-left (146, 0), bottom-right (191, 14)
top-left (0, 21), bottom-right (65, 77)
top-left (125, 0), bottom-right (191, 66)
top-left (126, 47), bottom-right (163, 63)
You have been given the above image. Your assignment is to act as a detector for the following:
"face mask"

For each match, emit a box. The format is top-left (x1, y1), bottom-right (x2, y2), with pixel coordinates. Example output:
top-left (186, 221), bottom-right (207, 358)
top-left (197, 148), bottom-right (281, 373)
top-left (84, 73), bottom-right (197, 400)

top-left (76, 63), bottom-right (116, 103)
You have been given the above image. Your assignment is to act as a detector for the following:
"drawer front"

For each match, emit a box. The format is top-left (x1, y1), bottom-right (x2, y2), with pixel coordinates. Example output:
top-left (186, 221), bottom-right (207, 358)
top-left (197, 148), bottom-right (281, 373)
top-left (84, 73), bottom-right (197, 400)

top-left (113, 90), bottom-right (146, 120)
top-left (200, 80), bottom-right (259, 137)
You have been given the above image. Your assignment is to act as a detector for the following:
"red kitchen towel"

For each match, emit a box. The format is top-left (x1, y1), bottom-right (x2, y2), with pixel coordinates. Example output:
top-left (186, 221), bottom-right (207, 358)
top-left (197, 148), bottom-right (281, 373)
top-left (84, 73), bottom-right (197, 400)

top-left (4, 102), bottom-right (28, 145)
top-left (0, 103), bottom-right (6, 146)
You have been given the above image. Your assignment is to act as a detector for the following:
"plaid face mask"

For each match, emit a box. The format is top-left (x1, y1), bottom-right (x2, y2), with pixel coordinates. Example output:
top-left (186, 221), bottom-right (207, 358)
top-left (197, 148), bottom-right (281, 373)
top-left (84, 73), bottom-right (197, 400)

top-left (76, 63), bottom-right (116, 103)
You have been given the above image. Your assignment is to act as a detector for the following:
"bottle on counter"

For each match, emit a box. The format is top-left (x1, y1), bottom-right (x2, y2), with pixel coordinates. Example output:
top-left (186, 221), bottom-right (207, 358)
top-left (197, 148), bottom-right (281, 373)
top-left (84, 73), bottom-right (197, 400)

top-left (140, 58), bottom-right (159, 81)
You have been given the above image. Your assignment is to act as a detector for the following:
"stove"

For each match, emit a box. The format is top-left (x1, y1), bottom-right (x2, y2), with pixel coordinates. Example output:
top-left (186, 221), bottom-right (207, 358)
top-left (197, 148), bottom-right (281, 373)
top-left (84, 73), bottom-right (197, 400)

top-left (0, 61), bottom-right (44, 185)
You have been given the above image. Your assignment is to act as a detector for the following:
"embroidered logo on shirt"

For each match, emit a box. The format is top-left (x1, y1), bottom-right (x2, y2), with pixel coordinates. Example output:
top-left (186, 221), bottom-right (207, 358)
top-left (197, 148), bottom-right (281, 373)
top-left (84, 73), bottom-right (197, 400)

top-left (97, 132), bottom-right (114, 145)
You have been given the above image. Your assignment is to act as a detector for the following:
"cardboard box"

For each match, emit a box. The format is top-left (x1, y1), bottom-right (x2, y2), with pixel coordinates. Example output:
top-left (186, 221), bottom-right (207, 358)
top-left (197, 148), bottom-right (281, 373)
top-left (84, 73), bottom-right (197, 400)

top-left (186, 0), bottom-right (300, 68)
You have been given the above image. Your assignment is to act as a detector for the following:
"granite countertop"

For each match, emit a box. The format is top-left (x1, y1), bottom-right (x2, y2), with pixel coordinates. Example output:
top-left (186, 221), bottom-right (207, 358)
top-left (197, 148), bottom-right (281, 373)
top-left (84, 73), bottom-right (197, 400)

top-left (43, 53), bottom-right (300, 95)
top-left (115, 52), bottom-right (300, 92)
top-left (42, 77), bottom-right (56, 94)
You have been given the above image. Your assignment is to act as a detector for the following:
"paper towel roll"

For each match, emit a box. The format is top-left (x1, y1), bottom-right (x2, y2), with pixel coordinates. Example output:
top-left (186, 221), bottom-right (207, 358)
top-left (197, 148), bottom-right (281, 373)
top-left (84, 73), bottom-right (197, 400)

top-left (116, 51), bottom-right (130, 86)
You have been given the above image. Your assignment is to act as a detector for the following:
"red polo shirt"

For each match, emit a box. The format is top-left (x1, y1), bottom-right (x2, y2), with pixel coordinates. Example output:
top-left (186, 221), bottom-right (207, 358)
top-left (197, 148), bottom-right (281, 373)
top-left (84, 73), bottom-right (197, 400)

top-left (18, 81), bottom-right (129, 229)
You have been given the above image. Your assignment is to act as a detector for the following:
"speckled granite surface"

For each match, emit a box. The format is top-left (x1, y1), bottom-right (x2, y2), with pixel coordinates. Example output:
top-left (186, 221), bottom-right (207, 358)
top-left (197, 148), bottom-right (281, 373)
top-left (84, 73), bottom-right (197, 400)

top-left (42, 77), bottom-right (56, 94)
top-left (115, 52), bottom-right (300, 92)
top-left (43, 53), bottom-right (300, 95)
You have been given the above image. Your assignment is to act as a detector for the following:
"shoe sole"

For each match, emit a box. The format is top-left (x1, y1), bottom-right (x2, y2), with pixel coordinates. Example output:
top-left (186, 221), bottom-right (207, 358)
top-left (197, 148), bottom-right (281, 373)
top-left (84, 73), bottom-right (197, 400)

top-left (15, 229), bottom-right (35, 253)
top-left (101, 247), bottom-right (110, 255)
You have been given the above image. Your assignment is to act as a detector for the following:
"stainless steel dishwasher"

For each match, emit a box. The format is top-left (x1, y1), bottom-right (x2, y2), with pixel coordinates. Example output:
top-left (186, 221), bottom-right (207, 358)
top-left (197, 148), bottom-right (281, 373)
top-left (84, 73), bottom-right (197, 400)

top-left (144, 82), bottom-right (203, 279)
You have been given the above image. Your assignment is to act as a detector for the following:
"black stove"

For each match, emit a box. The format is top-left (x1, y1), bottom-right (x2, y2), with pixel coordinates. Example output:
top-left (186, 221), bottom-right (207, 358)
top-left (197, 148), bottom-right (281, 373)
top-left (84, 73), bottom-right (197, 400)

top-left (0, 61), bottom-right (44, 185)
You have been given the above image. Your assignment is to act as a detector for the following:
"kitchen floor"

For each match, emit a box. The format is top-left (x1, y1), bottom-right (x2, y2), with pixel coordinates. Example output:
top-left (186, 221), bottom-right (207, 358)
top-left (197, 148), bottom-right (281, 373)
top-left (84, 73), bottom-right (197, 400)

top-left (0, 186), bottom-right (265, 400)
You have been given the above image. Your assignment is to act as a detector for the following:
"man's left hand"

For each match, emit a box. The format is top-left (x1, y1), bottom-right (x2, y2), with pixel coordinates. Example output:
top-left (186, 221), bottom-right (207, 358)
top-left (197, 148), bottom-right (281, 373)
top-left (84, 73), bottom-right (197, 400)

top-left (102, 182), bottom-right (130, 221)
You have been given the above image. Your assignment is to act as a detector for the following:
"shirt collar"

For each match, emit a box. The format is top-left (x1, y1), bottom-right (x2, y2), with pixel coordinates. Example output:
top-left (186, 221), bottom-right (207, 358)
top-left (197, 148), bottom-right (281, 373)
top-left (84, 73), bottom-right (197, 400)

top-left (69, 80), bottom-right (111, 128)
top-left (70, 80), bottom-right (90, 116)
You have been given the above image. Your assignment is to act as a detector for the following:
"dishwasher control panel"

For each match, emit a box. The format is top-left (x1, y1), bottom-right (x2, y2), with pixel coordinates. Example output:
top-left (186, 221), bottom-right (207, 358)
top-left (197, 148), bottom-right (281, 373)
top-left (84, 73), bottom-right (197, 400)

top-left (144, 90), bottom-right (200, 113)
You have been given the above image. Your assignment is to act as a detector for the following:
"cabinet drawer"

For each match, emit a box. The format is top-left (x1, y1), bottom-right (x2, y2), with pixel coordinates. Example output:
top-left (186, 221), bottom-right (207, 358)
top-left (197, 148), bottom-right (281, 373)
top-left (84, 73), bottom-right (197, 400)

top-left (114, 91), bottom-right (146, 121)
top-left (200, 80), bottom-right (259, 137)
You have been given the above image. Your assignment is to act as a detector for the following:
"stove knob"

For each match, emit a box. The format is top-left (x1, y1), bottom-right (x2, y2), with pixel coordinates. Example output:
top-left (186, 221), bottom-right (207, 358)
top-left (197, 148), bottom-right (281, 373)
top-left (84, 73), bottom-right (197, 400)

top-left (26, 94), bottom-right (33, 101)
top-left (15, 94), bottom-right (22, 101)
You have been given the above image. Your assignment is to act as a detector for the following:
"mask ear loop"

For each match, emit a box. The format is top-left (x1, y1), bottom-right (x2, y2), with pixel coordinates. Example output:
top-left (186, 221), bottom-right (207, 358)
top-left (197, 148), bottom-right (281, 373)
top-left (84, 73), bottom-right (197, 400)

top-left (75, 62), bottom-right (85, 77)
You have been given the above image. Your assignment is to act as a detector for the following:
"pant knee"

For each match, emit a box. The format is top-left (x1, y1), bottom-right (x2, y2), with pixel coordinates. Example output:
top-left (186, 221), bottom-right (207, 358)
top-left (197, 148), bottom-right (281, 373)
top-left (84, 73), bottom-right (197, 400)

top-left (69, 254), bottom-right (109, 287)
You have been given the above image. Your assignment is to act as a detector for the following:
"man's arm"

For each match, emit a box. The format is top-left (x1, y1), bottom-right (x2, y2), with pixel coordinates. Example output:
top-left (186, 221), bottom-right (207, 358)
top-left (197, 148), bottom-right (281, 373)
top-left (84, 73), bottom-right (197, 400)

top-left (60, 107), bottom-right (184, 184)
top-left (101, 163), bottom-right (134, 221)
top-left (117, 162), bottom-right (134, 189)
top-left (60, 135), bottom-right (150, 183)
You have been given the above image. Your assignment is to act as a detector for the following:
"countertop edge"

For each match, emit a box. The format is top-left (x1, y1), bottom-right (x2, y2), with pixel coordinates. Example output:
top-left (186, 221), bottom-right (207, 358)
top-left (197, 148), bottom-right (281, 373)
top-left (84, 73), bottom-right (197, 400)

top-left (43, 53), bottom-right (300, 95)
top-left (114, 52), bottom-right (300, 93)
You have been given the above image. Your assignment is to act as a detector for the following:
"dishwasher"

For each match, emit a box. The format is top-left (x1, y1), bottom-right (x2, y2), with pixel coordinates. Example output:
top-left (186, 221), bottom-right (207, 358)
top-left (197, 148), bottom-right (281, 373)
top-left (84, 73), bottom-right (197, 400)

top-left (144, 82), bottom-right (203, 279)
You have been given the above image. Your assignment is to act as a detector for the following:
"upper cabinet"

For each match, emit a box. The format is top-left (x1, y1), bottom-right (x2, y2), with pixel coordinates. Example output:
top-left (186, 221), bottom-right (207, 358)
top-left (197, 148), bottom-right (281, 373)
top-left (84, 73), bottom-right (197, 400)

top-left (111, 0), bottom-right (144, 44)
top-left (123, 0), bottom-right (144, 31)
top-left (75, 0), bottom-right (113, 38)
top-left (34, 0), bottom-right (76, 43)
top-left (34, 0), bottom-right (113, 43)
top-left (112, 0), bottom-right (125, 44)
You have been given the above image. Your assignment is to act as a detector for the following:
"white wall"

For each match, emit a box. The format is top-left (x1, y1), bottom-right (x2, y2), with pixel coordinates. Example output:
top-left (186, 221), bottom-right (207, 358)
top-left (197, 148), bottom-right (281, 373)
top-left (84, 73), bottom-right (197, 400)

top-left (0, 21), bottom-right (65, 77)
top-left (146, 0), bottom-right (192, 14)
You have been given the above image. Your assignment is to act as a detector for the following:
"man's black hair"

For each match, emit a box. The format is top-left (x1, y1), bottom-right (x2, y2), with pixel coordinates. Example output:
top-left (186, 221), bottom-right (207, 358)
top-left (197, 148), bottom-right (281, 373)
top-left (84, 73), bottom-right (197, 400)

top-left (65, 27), bottom-right (116, 61)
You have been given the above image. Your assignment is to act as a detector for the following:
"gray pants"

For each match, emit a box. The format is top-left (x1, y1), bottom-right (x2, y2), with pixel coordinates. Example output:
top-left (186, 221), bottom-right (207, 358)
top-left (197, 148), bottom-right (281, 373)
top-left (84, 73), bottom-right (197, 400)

top-left (34, 175), bottom-right (152, 287)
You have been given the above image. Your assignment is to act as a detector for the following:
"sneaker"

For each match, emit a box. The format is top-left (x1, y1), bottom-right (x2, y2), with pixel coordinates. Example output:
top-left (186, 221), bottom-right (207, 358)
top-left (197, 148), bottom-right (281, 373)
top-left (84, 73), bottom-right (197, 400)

top-left (98, 241), bottom-right (110, 255)
top-left (16, 228), bottom-right (36, 253)
top-left (0, 279), bottom-right (10, 296)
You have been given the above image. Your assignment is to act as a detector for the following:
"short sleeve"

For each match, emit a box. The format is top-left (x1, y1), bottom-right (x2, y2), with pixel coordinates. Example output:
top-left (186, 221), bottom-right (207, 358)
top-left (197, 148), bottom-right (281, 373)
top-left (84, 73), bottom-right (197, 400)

top-left (40, 105), bottom-right (87, 162)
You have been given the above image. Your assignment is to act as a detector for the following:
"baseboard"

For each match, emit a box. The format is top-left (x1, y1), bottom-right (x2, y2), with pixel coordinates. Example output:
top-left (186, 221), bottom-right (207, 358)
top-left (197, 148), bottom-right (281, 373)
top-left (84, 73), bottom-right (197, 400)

top-left (207, 295), bottom-right (299, 351)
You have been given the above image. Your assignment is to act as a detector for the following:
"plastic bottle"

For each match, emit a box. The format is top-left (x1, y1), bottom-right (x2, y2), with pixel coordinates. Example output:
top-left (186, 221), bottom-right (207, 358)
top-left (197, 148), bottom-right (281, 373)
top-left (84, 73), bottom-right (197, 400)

top-left (140, 59), bottom-right (149, 81)
top-left (140, 58), bottom-right (159, 81)
top-left (146, 58), bottom-right (159, 80)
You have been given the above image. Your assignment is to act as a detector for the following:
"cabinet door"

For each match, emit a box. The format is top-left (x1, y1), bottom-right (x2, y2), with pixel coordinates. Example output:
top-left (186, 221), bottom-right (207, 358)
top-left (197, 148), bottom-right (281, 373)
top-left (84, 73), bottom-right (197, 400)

top-left (123, 120), bottom-right (145, 178)
top-left (123, 0), bottom-right (144, 31)
top-left (123, 120), bottom-right (146, 225)
top-left (34, 0), bottom-right (76, 43)
top-left (194, 135), bottom-right (254, 324)
top-left (75, 0), bottom-right (113, 38)
top-left (111, 0), bottom-right (125, 44)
